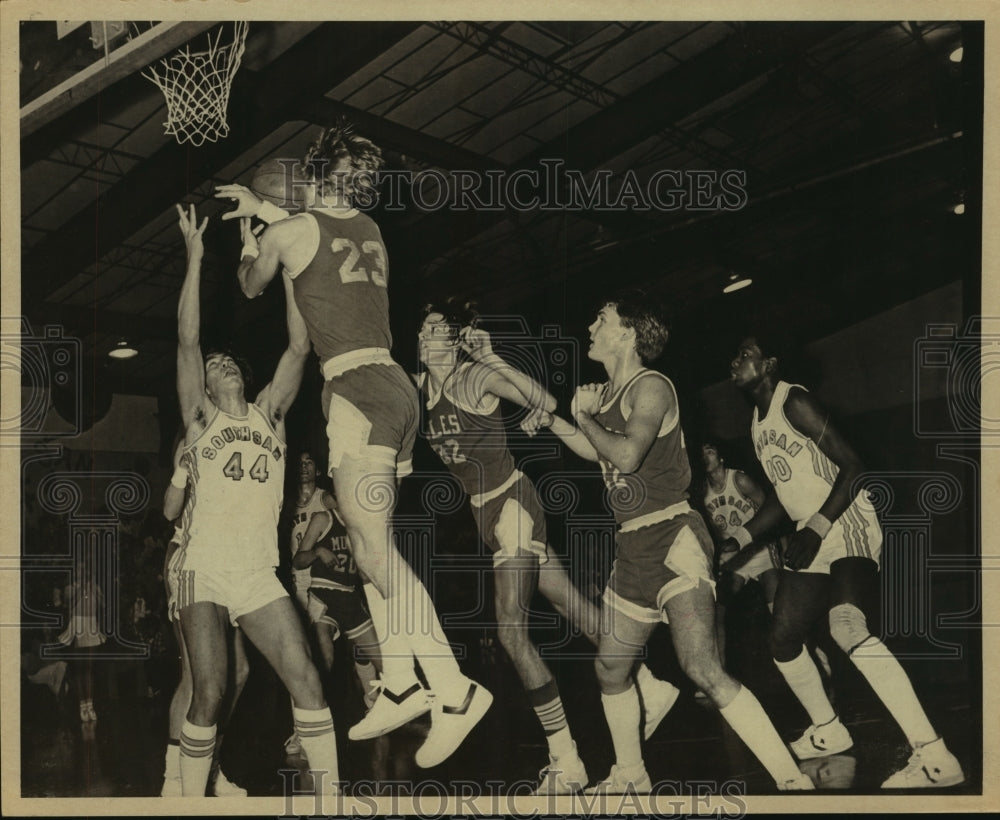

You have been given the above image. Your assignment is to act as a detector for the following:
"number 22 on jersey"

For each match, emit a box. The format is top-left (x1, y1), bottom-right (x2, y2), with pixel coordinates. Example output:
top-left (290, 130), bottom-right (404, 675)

top-left (331, 238), bottom-right (386, 287)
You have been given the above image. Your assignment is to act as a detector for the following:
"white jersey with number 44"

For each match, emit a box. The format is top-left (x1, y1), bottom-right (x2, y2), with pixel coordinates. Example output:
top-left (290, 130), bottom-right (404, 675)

top-left (176, 403), bottom-right (286, 571)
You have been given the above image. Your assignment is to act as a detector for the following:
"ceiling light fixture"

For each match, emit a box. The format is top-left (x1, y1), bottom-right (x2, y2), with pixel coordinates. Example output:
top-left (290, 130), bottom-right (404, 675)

top-left (953, 202), bottom-right (965, 215)
top-left (949, 46), bottom-right (963, 63)
top-left (108, 339), bottom-right (139, 360)
top-left (723, 273), bottom-right (753, 294)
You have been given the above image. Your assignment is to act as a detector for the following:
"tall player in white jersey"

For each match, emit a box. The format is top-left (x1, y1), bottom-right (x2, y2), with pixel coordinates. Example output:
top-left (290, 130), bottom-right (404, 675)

top-left (727, 335), bottom-right (964, 788)
top-left (539, 292), bottom-right (811, 793)
top-left (172, 204), bottom-right (340, 797)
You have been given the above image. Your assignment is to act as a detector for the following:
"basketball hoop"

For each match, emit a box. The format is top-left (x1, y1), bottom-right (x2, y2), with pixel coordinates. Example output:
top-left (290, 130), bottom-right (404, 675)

top-left (142, 21), bottom-right (249, 147)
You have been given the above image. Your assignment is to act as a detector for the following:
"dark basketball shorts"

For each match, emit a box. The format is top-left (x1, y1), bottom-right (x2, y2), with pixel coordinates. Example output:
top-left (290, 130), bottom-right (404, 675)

top-left (472, 471), bottom-right (550, 567)
top-left (604, 508), bottom-right (715, 624)
top-left (309, 586), bottom-right (373, 642)
top-left (321, 358), bottom-right (419, 479)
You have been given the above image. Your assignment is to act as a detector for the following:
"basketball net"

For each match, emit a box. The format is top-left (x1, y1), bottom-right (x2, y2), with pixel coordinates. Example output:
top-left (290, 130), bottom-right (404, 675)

top-left (142, 21), bottom-right (249, 147)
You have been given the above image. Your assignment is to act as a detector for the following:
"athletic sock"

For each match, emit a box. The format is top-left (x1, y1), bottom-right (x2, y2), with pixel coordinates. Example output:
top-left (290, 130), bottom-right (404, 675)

top-left (850, 637), bottom-right (937, 747)
top-left (527, 679), bottom-right (573, 759)
top-left (388, 580), bottom-right (464, 702)
top-left (718, 685), bottom-right (801, 783)
top-left (774, 645), bottom-right (836, 726)
top-left (355, 658), bottom-right (378, 694)
top-left (362, 583), bottom-right (420, 694)
top-left (600, 685), bottom-right (642, 770)
top-left (179, 721), bottom-right (215, 796)
top-left (293, 706), bottom-right (340, 792)
top-left (163, 739), bottom-right (180, 780)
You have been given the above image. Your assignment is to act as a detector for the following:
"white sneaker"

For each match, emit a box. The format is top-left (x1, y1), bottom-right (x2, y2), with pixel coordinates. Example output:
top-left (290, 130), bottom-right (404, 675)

top-left (212, 770), bottom-right (247, 796)
top-left (160, 775), bottom-right (182, 797)
top-left (585, 763), bottom-right (651, 795)
top-left (534, 744), bottom-right (589, 795)
top-left (777, 773), bottom-right (816, 791)
top-left (363, 679), bottom-right (380, 711)
top-left (639, 677), bottom-right (680, 740)
top-left (790, 717), bottom-right (853, 760)
top-left (414, 680), bottom-right (492, 768)
top-left (348, 681), bottom-right (431, 741)
top-left (284, 732), bottom-right (302, 756)
top-left (881, 738), bottom-right (965, 788)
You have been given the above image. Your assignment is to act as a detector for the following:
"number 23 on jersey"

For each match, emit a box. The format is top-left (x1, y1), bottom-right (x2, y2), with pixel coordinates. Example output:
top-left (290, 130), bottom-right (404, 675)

top-left (331, 238), bottom-right (387, 287)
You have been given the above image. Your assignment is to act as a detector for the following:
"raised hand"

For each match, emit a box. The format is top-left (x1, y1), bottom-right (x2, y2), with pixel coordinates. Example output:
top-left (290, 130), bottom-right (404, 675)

top-left (214, 183), bottom-right (263, 221)
top-left (459, 326), bottom-right (495, 362)
top-left (571, 383), bottom-right (603, 419)
top-left (175, 203), bottom-right (208, 261)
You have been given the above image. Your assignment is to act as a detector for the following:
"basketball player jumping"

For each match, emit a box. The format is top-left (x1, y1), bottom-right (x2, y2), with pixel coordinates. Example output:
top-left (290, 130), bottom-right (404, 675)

top-left (537, 292), bottom-right (811, 793)
top-left (415, 300), bottom-right (682, 793)
top-left (726, 335), bottom-right (964, 788)
top-left (171, 203), bottom-right (340, 796)
top-left (215, 121), bottom-right (492, 768)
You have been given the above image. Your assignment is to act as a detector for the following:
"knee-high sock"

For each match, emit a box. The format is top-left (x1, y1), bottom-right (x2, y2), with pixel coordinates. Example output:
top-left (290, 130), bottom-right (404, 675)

top-left (294, 706), bottom-right (340, 793)
top-left (719, 685), bottom-right (802, 784)
top-left (163, 739), bottom-right (180, 780)
top-left (774, 645), bottom-right (836, 726)
top-left (850, 637), bottom-right (936, 748)
top-left (601, 685), bottom-right (642, 770)
top-left (527, 678), bottom-right (574, 759)
top-left (179, 721), bottom-right (215, 797)
top-left (362, 583), bottom-right (419, 694)
top-left (387, 580), bottom-right (465, 702)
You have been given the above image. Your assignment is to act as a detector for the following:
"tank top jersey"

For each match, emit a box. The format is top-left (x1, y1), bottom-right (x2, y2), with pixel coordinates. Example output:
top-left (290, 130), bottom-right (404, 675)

top-left (176, 403), bottom-right (286, 571)
top-left (594, 369), bottom-right (691, 525)
top-left (420, 365), bottom-right (516, 497)
top-left (290, 487), bottom-right (329, 589)
top-left (703, 469), bottom-right (757, 540)
top-left (308, 508), bottom-right (359, 592)
top-left (752, 380), bottom-right (841, 522)
top-left (285, 209), bottom-right (391, 364)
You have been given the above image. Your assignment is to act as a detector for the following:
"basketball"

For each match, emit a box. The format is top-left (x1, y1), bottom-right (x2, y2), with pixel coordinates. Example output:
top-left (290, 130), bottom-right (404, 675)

top-left (250, 158), bottom-right (314, 211)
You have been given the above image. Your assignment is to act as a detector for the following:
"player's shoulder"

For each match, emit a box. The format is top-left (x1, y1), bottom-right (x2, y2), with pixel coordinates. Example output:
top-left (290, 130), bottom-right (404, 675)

top-left (626, 369), bottom-right (674, 404)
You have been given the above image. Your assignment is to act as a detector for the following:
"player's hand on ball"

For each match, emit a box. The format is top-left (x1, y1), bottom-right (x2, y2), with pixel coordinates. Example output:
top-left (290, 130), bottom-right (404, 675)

top-left (572, 383), bottom-right (602, 419)
top-left (175, 203), bottom-right (208, 260)
top-left (214, 184), bottom-right (263, 221)
top-left (784, 528), bottom-right (822, 571)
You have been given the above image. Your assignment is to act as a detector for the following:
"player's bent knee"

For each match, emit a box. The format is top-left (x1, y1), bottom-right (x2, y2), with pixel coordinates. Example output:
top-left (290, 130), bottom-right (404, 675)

top-left (829, 603), bottom-right (871, 655)
top-left (594, 653), bottom-right (630, 687)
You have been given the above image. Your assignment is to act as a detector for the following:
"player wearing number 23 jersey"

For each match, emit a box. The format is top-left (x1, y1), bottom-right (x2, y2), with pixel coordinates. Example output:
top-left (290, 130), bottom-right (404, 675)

top-left (284, 209), bottom-right (390, 364)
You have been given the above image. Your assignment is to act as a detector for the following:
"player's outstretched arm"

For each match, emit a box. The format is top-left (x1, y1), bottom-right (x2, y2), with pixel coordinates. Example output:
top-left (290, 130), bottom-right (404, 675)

top-left (175, 204), bottom-right (209, 428)
top-left (235, 216), bottom-right (285, 299)
top-left (256, 275), bottom-right (310, 420)
top-left (543, 412), bottom-right (601, 462)
top-left (574, 377), bottom-right (667, 473)
top-left (459, 328), bottom-right (558, 413)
